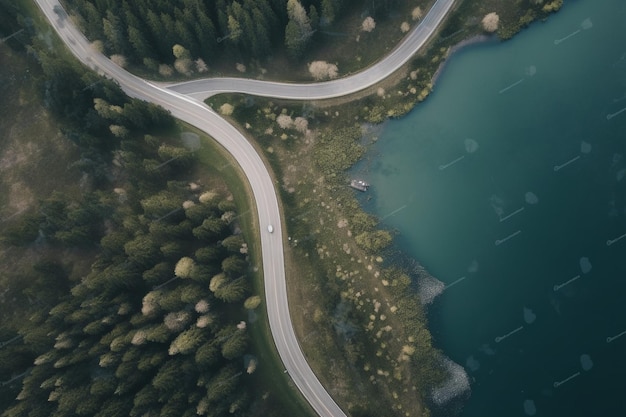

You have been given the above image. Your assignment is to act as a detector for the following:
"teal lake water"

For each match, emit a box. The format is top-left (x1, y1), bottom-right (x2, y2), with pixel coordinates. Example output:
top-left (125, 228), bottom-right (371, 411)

top-left (354, 0), bottom-right (626, 415)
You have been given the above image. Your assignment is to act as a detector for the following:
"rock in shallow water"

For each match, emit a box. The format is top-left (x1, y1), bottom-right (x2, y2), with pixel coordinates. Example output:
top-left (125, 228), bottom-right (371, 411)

top-left (523, 307), bottom-right (537, 324)
top-left (525, 192), bottom-right (539, 205)
top-left (464, 138), bottom-right (479, 153)
top-left (524, 399), bottom-right (537, 416)
top-left (580, 257), bottom-right (592, 274)
top-left (580, 141), bottom-right (592, 154)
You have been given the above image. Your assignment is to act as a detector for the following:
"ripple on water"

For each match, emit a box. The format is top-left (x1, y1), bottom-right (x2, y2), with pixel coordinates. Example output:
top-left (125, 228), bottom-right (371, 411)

top-left (579, 257), bottom-right (592, 274)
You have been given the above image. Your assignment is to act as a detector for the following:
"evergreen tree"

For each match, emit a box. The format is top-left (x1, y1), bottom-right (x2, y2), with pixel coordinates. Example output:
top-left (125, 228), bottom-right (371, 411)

top-left (321, 0), bottom-right (336, 25)
top-left (220, 327), bottom-right (248, 360)
top-left (284, 0), bottom-right (313, 58)
top-left (102, 10), bottom-right (127, 54)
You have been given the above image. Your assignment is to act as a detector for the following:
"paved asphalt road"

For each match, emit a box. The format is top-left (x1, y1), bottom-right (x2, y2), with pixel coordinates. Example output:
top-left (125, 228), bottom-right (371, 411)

top-left (165, 0), bottom-right (455, 101)
top-left (34, 0), bottom-right (454, 415)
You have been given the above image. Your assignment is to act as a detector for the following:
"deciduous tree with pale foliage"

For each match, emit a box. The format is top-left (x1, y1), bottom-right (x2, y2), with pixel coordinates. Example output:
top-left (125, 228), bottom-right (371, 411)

top-left (141, 291), bottom-right (160, 316)
top-left (109, 124), bottom-right (128, 138)
top-left (195, 299), bottom-right (210, 313)
top-left (294, 116), bottom-right (308, 133)
top-left (90, 40), bottom-right (104, 52)
top-left (199, 191), bottom-right (217, 204)
top-left (361, 16), bottom-right (375, 32)
top-left (308, 60), bottom-right (338, 81)
top-left (110, 54), bottom-right (127, 67)
top-left (276, 114), bottom-right (294, 129)
top-left (219, 103), bottom-right (234, 116)
top-left (542, 0), bottom-right (563, 12)
top-left (172, 44), bottom-right (191, 60)
top-left (174, 58), bottom-right (193, 75)
top-left (164, 310), bottom-right (191, 332)
top-left (195, 58), bottom-right (208, 73)
top-left (174, 257), bottom-right (195, 278)
top-left (244, 295), bottom-right (261, 309)
top-left (158, 64), bottom-right (173, 77)
top-left (412, 6), bottom-right (423, 21)
top-left (482, 12), bottom-right (500, 33)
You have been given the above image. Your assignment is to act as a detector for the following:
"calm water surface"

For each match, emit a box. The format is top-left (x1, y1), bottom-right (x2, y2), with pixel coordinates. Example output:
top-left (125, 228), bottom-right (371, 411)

top-left (355, 0), bottom-right (626, 415)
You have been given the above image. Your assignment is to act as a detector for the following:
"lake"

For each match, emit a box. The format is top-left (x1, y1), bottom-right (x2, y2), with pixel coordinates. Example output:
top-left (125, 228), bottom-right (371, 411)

top-left (354, 0), bottom-right (626, 415)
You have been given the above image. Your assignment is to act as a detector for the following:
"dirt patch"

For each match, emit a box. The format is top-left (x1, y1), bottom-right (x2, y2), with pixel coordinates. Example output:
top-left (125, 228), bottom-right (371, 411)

top-left (0, 44), bottom-right (90, 324)
top-left (0, 101), bottom-right (80, 218)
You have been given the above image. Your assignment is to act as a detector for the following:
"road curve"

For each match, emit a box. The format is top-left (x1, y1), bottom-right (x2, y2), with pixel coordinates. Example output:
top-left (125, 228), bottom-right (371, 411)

top-left (165, 0), bottom-right (455, 101)
top-left (34, 0), bottom-right (455, 416)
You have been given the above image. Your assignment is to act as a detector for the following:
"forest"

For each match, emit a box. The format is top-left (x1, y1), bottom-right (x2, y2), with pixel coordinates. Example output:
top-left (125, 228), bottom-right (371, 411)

top-left (0, 5), bottom-right (276, 416)
top-left (60, 0), bottom-right (403, 71)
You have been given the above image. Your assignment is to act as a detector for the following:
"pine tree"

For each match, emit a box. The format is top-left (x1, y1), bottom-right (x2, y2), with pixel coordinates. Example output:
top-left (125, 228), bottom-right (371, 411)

top-left (284, 0), bottom-right (313, 58)
top-left (321, 0), bottom-right (336, 25)
top-left (220, 327), bottom-right (248, 360)
top-left (102, 10), bottom-right (127, 54)
top-left (128, 25), bottom-right (153, 61)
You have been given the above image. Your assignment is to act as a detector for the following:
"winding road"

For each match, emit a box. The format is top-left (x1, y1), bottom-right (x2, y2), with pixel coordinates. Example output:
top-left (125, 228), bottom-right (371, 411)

top-left (34, 0), bottom-right (455, 416)
top-left (166, 0), bottom-right (452, 100)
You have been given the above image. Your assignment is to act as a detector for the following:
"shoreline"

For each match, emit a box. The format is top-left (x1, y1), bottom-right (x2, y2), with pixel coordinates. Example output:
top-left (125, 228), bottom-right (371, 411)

top-left (431, 34), bottom-right (495, 86)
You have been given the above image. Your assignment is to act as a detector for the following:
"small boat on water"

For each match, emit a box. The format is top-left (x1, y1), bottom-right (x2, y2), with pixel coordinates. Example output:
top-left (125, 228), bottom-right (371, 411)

top-left (350, 179), bottom-right (370, 192)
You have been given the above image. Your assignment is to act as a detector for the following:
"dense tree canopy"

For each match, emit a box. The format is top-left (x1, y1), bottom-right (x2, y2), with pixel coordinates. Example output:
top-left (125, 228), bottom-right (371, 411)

top-left (60, 0), bottom-right (401, 72)
top-left (3, 146), bottom-right (257, 416)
